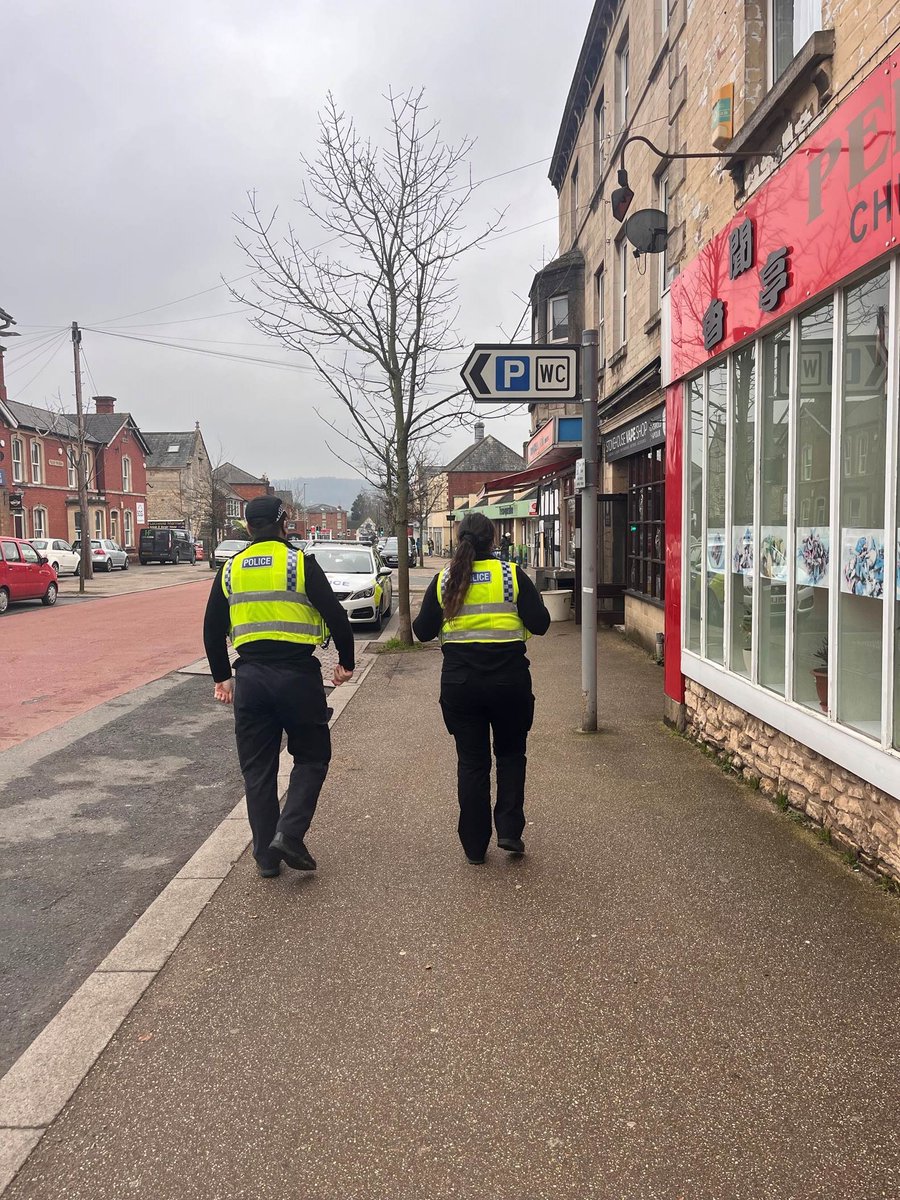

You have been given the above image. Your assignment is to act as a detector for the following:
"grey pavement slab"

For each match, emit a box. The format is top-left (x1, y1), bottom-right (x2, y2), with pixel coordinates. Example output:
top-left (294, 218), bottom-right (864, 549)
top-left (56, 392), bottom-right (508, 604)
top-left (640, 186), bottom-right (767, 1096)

top-left (96, 879), bottom-right (223, 973)
top-left (5, 627), bottom-right (900, 1199)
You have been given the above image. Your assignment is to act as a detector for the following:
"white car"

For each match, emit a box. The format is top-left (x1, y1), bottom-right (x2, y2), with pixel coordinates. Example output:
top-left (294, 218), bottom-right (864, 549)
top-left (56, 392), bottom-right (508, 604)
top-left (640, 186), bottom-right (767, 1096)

top-left (30, 538), bottom-right (81, 577)
top-left (306, 541), bottom-right (393, 629)
top-left (72, 538), bottom-right (129, 572)
top-left (213, 539), bottom-right (250, 567)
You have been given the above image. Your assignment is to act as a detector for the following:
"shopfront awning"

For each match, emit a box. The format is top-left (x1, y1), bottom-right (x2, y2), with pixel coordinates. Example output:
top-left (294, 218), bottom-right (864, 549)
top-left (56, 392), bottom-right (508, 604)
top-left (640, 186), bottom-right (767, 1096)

top-left (482, 452), bottom-right (580, 493)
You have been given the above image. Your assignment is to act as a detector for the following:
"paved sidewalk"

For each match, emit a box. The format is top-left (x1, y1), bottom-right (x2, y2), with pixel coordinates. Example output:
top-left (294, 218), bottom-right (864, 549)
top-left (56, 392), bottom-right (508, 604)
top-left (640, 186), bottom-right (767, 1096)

top-left (4, 626), bottom-right (900, 1198)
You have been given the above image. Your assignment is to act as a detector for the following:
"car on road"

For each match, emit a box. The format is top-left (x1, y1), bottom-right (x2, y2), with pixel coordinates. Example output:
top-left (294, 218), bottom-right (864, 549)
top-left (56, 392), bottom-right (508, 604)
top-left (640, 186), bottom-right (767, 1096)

top-left (29, 538), bottom-right (81, 577)
top-left (212, 539), bottom-right (250, 567)
top-left (379, 536), bottom-right (418, 568)
top-left (139, 527), bottom-right (196, 565)
top-left (73, 538), bottom-right (129, 572)
top-left (194, 541), bottom-right (205, 562)
top-left (306, 540), bottom-right (393, 629)
top-left (0, 536), bottom-right (59, 614)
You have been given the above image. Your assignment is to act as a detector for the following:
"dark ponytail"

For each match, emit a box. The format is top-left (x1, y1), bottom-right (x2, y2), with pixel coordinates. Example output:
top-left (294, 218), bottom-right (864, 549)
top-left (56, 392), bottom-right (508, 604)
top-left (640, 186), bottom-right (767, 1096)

top-left (442, 513), bottom-right (495, 620)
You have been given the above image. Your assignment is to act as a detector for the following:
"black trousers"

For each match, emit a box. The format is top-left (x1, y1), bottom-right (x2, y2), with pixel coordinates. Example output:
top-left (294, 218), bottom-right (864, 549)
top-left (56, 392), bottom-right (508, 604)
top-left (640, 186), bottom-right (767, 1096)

top-left (233, 659), bottom-right (332, 865)
top-left (439, 677), bottom-right (535, 858)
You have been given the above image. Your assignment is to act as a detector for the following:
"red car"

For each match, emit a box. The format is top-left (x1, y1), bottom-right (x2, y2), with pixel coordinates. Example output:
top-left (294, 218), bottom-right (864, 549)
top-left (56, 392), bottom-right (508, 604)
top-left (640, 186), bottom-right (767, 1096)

top-left (0, 536), bottom-right (59, 614)
top-left (194, 541), bottom-right (205, 562)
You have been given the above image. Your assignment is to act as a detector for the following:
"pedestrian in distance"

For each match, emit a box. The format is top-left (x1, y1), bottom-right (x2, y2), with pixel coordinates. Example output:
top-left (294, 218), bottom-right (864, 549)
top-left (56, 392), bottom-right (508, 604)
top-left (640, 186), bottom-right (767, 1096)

top-left (412, 512), bottom-right (550, 864)
top-left (499, 533), bottom-right (512, 562)
top-left (203, 496), bottom-right (355, 878)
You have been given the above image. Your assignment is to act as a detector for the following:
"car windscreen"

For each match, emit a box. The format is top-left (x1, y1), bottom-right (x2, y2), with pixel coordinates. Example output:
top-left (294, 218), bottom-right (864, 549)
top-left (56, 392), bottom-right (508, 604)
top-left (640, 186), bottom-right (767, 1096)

top-left (310, 548), bottom-right (373, 574)
top-left (218, 541), bottom-right (248, 551)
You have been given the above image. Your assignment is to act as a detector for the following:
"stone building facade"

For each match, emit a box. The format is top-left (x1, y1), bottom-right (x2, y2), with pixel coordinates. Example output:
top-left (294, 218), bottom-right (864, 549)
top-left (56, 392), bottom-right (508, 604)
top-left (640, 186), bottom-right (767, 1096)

top-left (144, 425), bottom-right (213, 539)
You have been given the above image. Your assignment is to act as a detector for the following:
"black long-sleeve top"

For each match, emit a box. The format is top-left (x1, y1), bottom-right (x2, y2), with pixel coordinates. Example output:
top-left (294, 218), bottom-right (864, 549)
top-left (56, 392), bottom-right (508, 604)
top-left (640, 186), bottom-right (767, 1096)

top-left (412, 566), bottom-right (551, 685)
top-left (203, 545), bottom-right (355, 683)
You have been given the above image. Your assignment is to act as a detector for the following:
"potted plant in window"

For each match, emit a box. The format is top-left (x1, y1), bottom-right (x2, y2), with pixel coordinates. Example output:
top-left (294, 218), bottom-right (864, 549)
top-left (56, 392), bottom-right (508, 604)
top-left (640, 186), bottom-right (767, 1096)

top-left (812, 636), bottom-right (828, 713)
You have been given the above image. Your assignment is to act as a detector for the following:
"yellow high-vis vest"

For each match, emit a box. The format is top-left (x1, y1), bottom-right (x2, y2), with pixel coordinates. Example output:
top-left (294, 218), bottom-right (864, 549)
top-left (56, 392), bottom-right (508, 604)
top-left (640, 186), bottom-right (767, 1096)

top-left (222, 541), bottom-right (326, 650)
top-left (437, 558), bottom-right (528, 645)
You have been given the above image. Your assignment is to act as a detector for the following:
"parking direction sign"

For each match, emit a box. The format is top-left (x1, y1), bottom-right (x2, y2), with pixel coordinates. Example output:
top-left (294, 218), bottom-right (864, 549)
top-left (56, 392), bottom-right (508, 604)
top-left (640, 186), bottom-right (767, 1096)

top-left (461, 343), bottom-right (580, 403)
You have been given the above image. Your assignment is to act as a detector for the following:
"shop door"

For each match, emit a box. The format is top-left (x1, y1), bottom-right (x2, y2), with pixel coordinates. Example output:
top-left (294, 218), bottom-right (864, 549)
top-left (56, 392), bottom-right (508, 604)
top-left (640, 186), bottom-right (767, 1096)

top-left (575, 493), bottom-right (627, 625)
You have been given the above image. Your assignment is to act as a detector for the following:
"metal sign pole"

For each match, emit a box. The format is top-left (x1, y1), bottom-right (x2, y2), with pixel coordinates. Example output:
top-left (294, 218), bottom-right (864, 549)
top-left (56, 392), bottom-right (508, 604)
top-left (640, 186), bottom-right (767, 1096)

top-left (580, 329), bottom-right (599, 733)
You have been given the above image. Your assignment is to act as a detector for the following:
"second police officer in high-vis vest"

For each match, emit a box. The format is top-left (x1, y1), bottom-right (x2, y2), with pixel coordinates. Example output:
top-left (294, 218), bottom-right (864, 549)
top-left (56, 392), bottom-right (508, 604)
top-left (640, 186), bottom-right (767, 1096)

top-left (203, 496), bottom-right (355, 877)
top-left (413, 512), bottom-right (550, 864)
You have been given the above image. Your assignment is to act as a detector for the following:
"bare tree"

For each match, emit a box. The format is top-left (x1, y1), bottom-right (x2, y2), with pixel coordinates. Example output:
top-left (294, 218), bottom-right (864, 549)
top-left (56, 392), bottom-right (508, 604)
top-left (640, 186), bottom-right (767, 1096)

top-left (232, 89), bottom-right (502, 641)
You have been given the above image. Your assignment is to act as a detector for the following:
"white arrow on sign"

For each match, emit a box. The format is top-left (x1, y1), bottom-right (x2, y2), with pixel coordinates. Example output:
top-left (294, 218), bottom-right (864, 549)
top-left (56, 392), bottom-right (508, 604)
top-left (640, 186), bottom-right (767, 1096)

top-left (460, 343), bottom-right (581, 403)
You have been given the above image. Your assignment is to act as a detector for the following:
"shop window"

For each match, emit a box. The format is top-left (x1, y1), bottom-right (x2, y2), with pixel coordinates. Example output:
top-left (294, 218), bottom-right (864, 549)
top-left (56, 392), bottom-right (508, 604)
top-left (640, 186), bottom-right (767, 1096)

top-left (627, 447), bottom-right (665, 602)
top-left (687, 377), bottom-right (704, 652)
top-left (770, 0), bottom-right (821, 84)
top-left (11, 437), bottom-right (24, 483)
top-left (705, 363), bottom-right (727, 663)
top-left (757, 326), bottom-right (791, 696)
top-left (30, 440), bottom-right (43, 485)
top-left (792, 298), bottom-right (833, 713)
top-left (837, 269), bottom-right (888, 739)
top-left (730, 345), bottom-right (756, 678)
top-left (548, 295), bottom-right (569, 343)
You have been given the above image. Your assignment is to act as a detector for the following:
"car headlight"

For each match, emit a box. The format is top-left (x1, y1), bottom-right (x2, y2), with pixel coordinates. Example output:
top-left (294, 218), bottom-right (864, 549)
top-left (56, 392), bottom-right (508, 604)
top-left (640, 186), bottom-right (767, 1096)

top-left (350, 585), bottom-right (375, 599)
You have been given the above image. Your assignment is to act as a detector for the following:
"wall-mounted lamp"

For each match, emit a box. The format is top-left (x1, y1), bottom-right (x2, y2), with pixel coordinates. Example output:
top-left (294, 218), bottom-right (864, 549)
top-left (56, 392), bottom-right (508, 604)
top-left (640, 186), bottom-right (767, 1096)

top-left (611, 169), bottom-right (635, 222)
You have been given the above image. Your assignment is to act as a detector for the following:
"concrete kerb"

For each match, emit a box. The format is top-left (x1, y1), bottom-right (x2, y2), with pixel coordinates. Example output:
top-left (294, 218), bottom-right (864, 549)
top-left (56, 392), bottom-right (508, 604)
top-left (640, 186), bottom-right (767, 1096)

top-left (0, 634), bottom-right (385, 1195)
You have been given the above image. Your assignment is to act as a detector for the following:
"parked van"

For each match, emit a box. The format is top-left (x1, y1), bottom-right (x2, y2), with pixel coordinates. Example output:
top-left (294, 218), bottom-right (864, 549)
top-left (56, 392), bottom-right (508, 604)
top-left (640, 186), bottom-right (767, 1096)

top-left (139, 528), bottom-right (196, 565)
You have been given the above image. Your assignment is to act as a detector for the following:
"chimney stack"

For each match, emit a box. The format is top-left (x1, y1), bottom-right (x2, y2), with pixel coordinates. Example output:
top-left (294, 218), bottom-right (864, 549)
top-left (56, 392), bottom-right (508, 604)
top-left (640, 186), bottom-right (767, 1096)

top-left (93, 395), bottom-right (116, 414)
top-left (474, 421), bottom-right (485, 442)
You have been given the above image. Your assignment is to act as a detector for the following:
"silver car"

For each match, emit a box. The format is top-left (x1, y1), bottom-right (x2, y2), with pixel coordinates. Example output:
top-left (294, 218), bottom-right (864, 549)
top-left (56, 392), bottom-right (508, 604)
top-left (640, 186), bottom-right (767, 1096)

top-left (307, 542), bottom-right (393, 629)
top-left (73, 538), bottom-right (129, 572)
top-left (213, 539), bottom-right (250, 567)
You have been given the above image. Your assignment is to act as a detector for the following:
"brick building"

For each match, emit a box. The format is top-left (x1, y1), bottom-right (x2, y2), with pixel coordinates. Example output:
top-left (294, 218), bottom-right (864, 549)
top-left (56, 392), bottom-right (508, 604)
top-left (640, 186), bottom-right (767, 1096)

top-left (538, 0), bottom-right (900, 879)
top-left (144, 425), bottom-right (213, 538)
top-left (303, 503), bottom-right (347, 539)
top-left (427, 423), bottom-right (525, 552)
top-left (0, 392), bottom-right (149, 549)
top-left (212, 463), bottom-right (272, 538)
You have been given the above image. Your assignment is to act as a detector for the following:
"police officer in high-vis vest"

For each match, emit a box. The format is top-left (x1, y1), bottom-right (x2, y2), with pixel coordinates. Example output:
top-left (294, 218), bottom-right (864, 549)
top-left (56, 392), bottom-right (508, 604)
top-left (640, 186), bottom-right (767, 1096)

top-left (203, 496), bottom-right (354, 877)
top-left (413, 512), bottom-right (550, 864)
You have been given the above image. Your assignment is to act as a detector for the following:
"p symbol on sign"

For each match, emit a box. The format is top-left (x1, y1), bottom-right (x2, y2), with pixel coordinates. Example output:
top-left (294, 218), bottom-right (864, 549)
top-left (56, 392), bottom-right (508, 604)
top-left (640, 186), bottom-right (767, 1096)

top-left (496, 356), bottom-right (529, 391)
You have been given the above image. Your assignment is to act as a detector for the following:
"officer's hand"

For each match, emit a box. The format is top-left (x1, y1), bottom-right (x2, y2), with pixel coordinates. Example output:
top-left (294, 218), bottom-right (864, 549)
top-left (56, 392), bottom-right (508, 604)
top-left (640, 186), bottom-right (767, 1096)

top-left (214, 679), bottom-right (235, 704)
top-left (332, 665), bottom-right (353, 687)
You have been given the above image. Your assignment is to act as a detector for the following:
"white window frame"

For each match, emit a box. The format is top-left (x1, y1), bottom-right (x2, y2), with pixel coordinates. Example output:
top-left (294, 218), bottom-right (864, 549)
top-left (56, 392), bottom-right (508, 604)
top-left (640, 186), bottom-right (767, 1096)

top-left (547, 295), bottom-right (570, 344)
top-left (616, 36), bottom-right (630, 131)
top-left (616, 238), bottom-right (628, 347)
top-left (660, 0), bottom-right (669, 35)
top-left (67, 448), bottom-right (77, 489)
top-left (226, 498), bottom-right (241, 519)
top-left (32, 507), bottom-right (47, 540)
top-left (596, 267), bottom-right (606, 368)
top-left (94, 510), bottom-right (104, 539)
top-left (110, 510), bottom-right (119, 542)
top-left (122, 455), bottom-right (132, 492)
top-left (30, 440), bottom-right (43, 485)
top-left (593, 95), bottom-right (605, 189)
top-left (657, 171), bottom-right (670, 306)
top-left (768, 0), bottom-right (822, 85)
top-left (124, 509), bottom-right (134, 548)
top-left (11, 437), bottom-right (24, 483)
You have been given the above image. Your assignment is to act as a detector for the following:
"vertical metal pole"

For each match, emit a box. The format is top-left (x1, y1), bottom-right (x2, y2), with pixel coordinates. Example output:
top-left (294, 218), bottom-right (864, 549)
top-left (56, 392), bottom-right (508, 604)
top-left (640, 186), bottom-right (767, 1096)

top-left (581, 329), bottom-right (599, 732)
top-left (72, 322), bottom-right (92, 590)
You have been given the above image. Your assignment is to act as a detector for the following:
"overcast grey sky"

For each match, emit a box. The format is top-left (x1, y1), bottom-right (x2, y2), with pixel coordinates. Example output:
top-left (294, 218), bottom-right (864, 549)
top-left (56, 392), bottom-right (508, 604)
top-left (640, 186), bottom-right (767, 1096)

top-left (4, 0), bottom-right (591, 480)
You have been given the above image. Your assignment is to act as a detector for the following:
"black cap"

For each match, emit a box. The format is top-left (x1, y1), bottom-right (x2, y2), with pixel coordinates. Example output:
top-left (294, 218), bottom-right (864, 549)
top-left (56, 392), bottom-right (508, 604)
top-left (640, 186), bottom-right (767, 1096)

top-left (245, 495), bottom-right (286, 525)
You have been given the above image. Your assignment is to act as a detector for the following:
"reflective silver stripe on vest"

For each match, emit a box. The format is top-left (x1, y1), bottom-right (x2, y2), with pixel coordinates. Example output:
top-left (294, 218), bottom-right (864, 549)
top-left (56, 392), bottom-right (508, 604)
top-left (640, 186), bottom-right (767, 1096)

top-left (227, 590), bottom-right (311, 607)
top-left (441, 628), bottom-right (526, 642)
top-left (457, 601), bottom-right (518, 616)
top-left (231, 620), bottom-right (322, 638)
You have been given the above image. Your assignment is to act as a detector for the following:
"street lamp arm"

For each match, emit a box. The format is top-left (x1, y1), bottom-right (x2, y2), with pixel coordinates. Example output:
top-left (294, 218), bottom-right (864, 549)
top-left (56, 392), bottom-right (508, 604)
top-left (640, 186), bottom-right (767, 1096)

top-left (617, 134), bottom-right (773, 174)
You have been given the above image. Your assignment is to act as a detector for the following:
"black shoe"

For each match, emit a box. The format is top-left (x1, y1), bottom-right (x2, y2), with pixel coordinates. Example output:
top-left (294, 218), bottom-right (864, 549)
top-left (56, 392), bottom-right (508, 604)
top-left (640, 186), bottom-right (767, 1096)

top-left (256, 859), bottom-right (280, 878)
top-left (465, 851), bottom-right (486, 864)
top-left (498, 837), bottom-right (525, 855)
top-left (269, 831), bottom-right (316, 872)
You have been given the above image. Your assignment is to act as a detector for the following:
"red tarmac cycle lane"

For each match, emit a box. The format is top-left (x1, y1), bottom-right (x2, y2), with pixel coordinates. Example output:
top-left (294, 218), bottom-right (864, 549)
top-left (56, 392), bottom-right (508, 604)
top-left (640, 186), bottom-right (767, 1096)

top-left (0, 580), bottom-right (212, 752)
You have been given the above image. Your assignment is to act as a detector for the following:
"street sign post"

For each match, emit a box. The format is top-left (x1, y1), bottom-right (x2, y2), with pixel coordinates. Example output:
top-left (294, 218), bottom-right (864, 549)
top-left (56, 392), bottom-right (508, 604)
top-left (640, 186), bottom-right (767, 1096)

top-left (461, 344), bottom-right (580, 404)
top-left (460, 335), bottom-right (599, 733)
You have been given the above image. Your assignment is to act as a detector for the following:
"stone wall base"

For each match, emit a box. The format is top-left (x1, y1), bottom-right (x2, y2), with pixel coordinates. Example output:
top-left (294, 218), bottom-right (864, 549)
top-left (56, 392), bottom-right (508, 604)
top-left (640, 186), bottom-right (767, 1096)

top-left (685, 679), bottom-right (900, 884)
top-left (624, 595), bottom-right (664, 658)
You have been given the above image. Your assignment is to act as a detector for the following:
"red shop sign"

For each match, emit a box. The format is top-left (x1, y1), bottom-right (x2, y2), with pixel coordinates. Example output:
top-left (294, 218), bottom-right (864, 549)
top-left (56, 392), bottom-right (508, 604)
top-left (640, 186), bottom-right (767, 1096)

top-left (671, 51), bottom-right (900, 378)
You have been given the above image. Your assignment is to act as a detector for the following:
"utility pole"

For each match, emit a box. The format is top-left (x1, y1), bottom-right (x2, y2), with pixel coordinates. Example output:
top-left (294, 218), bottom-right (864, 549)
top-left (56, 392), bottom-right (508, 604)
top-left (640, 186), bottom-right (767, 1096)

top-left (580, 329), bottom-right (599, 732)
top-left (71, 322), bottom-right (92, 590)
